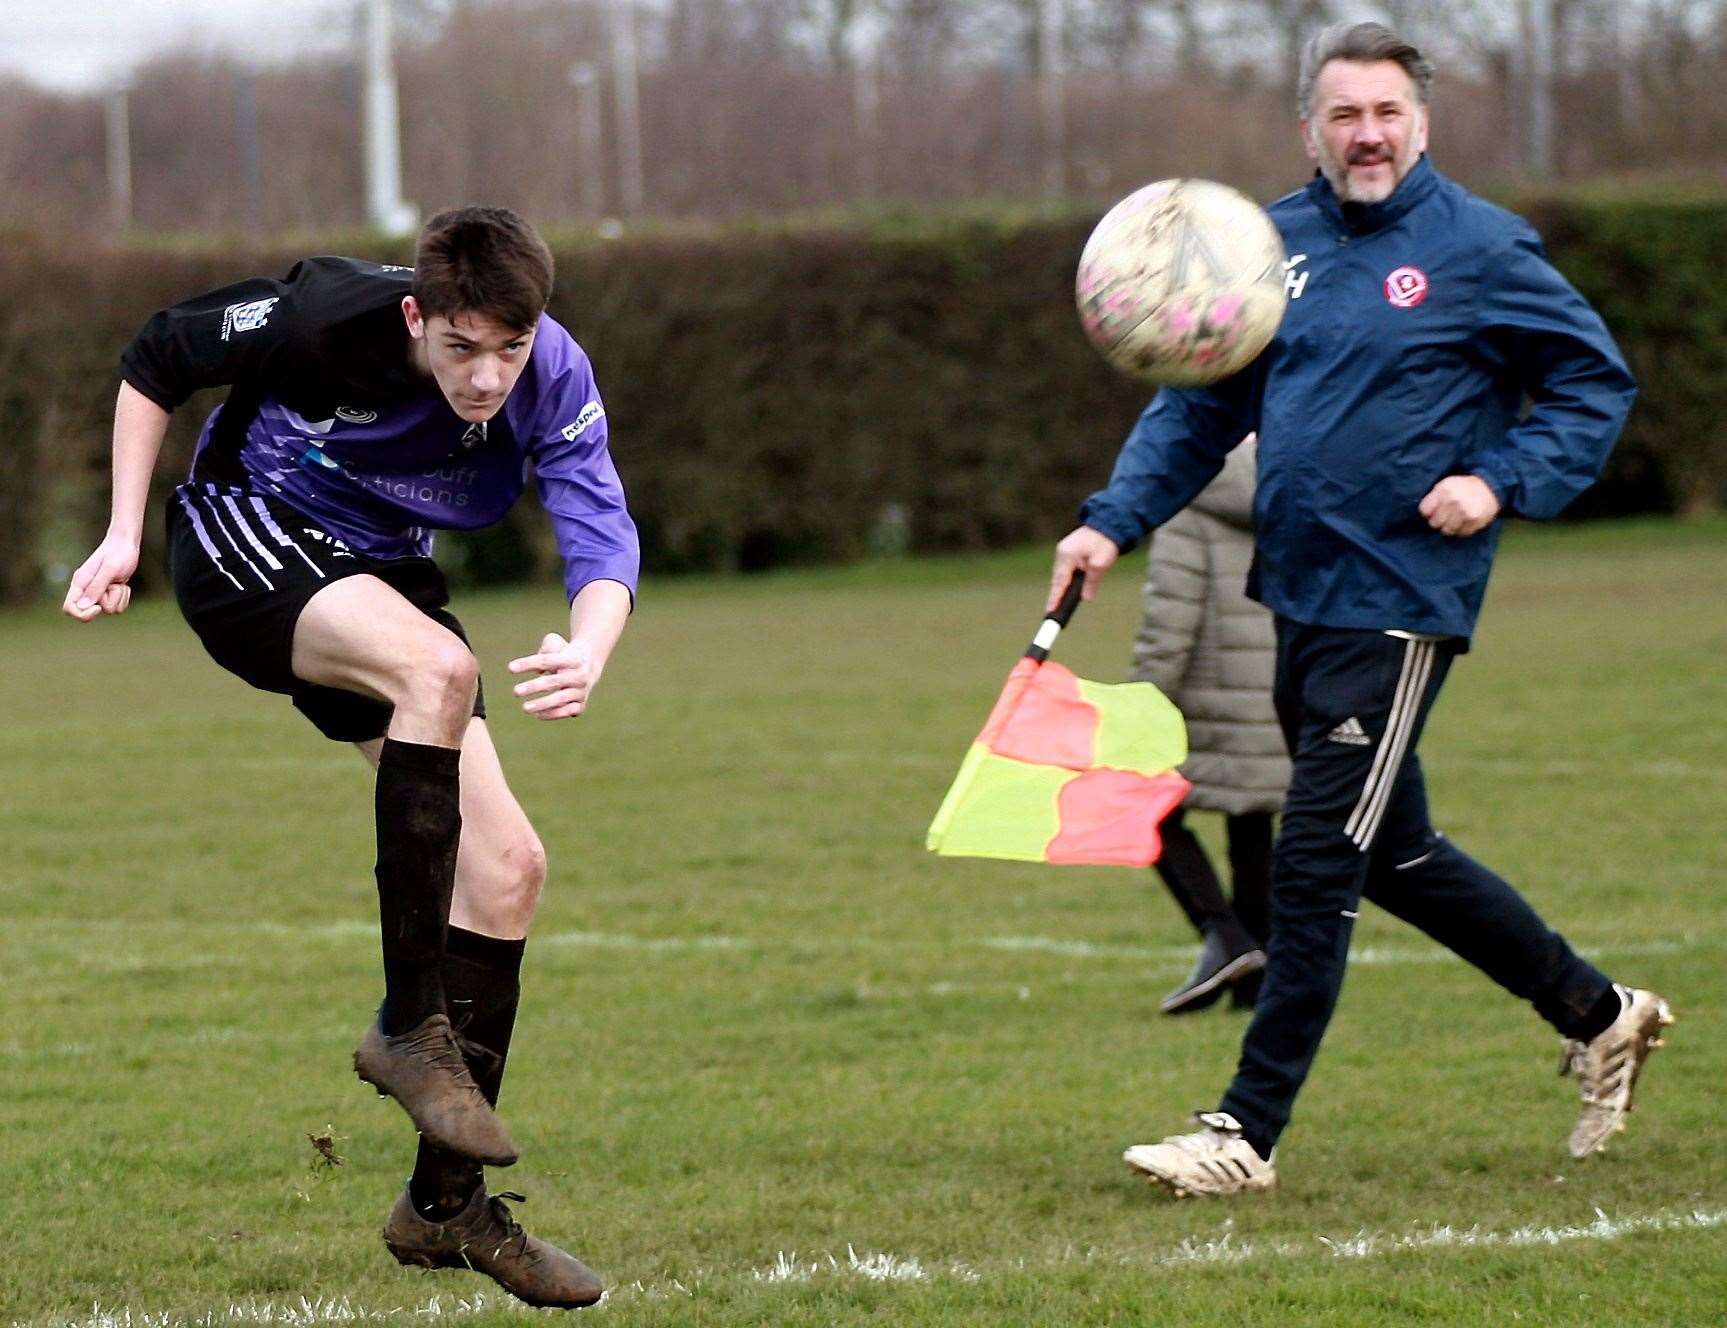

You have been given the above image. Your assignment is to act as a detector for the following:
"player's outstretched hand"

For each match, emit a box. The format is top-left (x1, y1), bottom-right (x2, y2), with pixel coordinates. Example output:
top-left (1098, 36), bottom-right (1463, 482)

top-left (1419, 475), bottom-right (1501, 537)
top-left (1048, 526), bottom-right (1120, 611)
top-left (62, 535), bottom-right (140, 622)
top-left (509, 632), bottom-right (601, 720)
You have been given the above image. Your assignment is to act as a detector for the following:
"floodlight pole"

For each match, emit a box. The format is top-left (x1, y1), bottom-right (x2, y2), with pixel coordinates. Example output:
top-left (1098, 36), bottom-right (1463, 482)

top-left (1615, 0), bottom-right (1641, 139)
top-left (567, 62), bottom-right (607, 218)
top-left (851, 3), bottom-right (882, 199)
top-left (1522, 0), bottom-right (1554, 180)
top-left (362, 0), bottom-right (418, 236)
top-left (609, 0), bottom-right (645, 216)
top-left (105, 85), bottom-right (132, 233)
top-left (236, 68), bottom-right (264, 232)
top-left (1037, 0), bottom-right (1065, 197)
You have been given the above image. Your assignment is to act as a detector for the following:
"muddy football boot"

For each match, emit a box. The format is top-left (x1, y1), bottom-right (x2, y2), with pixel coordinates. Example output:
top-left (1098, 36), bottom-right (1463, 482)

top-left (355, 1014), bottom-right (519, 1165)
top-left (384, 1184), bottom-right (604, 1309)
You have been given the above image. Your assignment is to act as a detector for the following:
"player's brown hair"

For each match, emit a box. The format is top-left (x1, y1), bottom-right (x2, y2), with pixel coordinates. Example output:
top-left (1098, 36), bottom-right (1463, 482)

top-left (412, 206), bottom-right (554, 332)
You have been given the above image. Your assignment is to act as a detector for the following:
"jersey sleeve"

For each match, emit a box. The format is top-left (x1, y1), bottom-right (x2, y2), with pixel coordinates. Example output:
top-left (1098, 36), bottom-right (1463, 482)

top-left (1471, 223), bottom-right (1638, 520)
top-left (1078, 372), bottom-right (1256, 553)
top-left (119, 267), bottom-right (303, 410)
top-left (520, 326), bottom-right (641, 605)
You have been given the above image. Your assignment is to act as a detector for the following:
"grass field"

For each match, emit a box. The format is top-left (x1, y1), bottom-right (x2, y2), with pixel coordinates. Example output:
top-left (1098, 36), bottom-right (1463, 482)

top-left (3, 519), bottom-right (1724, 1327)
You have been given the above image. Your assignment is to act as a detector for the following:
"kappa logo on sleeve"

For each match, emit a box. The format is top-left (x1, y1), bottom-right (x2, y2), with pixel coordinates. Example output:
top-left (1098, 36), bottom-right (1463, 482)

top-left (220, 296), bottom-right (279, 340)
top-left (561, 401), bottom-right (606, 442)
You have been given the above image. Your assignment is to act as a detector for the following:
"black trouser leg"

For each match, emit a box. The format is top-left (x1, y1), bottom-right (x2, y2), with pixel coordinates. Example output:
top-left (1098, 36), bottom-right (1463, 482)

top-left (1219, 627), bottom-right (1451, 1155)
top-left (1220, 624), bottom-right (1616, 1157)
top-left (1224, 811), bottom-right (1275, 947)
top-left (1154, 808), bottom-right (1256, 953)
top-left (374, 739), bottom-right (462, 1036)
top-left (1362, 773), bottom-right (1611, 1038)
top-left (410, 927), bottom-right (527, 1217)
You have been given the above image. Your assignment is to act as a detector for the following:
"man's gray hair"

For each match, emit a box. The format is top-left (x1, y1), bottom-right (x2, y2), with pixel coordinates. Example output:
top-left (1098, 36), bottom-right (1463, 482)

top-left (1296, 21), bottom-right (1435, 119)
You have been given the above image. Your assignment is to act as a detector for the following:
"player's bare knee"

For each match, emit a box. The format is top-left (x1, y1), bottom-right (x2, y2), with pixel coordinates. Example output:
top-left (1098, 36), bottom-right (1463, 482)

top-left (400, 639), bottom-right (479, 723)
top-left (499, 834), bottom-right (548, 923)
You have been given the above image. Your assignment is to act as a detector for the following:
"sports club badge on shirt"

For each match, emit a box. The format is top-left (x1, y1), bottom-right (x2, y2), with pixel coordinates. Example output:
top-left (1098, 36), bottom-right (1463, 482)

top-left (1384, 266), bottom-right (1430, 308)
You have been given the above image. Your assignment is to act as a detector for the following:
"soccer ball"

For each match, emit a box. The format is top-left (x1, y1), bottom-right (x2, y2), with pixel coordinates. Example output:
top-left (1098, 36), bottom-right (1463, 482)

top-left (1076, 178), bottom-right (1288, 387)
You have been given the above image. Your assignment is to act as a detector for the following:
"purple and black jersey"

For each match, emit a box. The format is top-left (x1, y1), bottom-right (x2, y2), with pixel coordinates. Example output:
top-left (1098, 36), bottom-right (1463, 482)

top-left (122, 256), bottom-right (638, 604)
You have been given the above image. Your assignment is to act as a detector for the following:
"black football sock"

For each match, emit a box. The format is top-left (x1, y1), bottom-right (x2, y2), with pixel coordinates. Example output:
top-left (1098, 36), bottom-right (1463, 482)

top-left (374, 739), bottom-right (463, 1037)
top-left (410, 927), bottom-right (526, 1220)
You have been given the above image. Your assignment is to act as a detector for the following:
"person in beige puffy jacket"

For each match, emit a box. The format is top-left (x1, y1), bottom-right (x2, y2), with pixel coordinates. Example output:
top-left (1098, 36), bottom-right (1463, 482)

top-left (1129, 436), bottom-right (1290, 1013)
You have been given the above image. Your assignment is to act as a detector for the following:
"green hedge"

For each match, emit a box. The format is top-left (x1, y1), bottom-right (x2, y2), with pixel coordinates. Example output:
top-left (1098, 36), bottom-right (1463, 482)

top-left (1524, 193), bottom-right (1727, 518)
top-left (3, 195), bottom-right (1721, 604)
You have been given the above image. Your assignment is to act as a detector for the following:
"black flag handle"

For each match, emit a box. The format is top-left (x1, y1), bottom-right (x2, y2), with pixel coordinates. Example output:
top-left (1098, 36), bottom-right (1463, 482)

top-left (1025, 570), bottom-right (1085, 662)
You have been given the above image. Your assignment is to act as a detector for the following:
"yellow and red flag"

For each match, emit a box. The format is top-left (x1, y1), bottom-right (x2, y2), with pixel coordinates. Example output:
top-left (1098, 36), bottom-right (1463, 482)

top-left (927, 579), bottom-right (1190, 867)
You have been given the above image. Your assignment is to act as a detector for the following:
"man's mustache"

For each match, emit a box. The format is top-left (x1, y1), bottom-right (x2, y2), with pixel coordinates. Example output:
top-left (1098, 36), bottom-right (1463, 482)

top-left (1348, 146), bottom-right (1392, 166)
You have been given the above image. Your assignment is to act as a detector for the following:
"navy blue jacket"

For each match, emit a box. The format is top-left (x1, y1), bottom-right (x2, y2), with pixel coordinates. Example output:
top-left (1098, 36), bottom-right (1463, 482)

top-left (1079, 157), bottom-right (1637, 641)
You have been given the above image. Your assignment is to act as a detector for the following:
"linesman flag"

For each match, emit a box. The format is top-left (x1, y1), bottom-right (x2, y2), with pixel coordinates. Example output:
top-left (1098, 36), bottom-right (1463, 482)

top-left (927, 574), bottom-right (1191, 868)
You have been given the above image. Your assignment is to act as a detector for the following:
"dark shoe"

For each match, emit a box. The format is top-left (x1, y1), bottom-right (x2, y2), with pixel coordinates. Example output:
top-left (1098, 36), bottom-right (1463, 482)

top-left (384, 1184), bottom-right (604, 1309)
top-left (1160, 934), bottom-right (1266, 1015)
top-left (1230, 968), bottom-right (1263, 1011)
top-left (355, 1015), bottom-right (519, 1166)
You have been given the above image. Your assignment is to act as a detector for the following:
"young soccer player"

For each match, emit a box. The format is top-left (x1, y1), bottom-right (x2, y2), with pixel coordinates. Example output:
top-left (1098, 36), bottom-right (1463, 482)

top-left (64, 207), bottom-right (631, 1307)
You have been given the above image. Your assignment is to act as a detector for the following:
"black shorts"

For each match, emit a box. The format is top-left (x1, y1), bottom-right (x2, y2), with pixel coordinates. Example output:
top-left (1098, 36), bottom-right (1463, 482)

top-left (167, 483), bottom-right (486, 742)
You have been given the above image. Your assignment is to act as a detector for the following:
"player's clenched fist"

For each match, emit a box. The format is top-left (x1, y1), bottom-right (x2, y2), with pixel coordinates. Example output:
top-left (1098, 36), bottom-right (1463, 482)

top-left (1419, 475), bottom-right (1501, 537)
top-left (63, 536), bottom-right (140, 622)
top-left (1048, 525), bottom-right (1121, 611)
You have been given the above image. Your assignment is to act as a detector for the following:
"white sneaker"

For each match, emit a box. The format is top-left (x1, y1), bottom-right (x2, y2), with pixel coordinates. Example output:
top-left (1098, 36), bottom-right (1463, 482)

top-left (1560, 985), bottom-right (1673, 1159)
top-left (1123, 1111), bottom-right (1276, 1198)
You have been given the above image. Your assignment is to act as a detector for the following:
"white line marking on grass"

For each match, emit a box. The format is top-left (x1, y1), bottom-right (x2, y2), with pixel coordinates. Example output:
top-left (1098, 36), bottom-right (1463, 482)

top-left (28, 1209), bottom-right (1723, 1325)
top-left (650, 1207), bottom-right (1727, 1298)
top-left (259, 922), bottom-right (378, 939)
top-left (1312, 1206), bottom-right (1727, 1259)
top-left (982, 937), bottom-right (1195, 961)
top-left (985, 936), bottom-right (1696, 967)
top-left (536, 930), bottom-right (751, 952)
top-left (1451, 756), bottom-right (1725, 782)
top-left (0, 1025), bottom-right (339, 1064)
top-left (754, 1245), bottom-right (976, 1284)
top-left (32, 1292), bottom-right (495, 1328)
top-left (735, 1207), bottom-right (1727, 1286)
top-left (1576, 939), bottom-right (1693, 959)
top-left (215, 923), bottom-right (756, 952)
top-left (854, 980), bottom-right (1034, 1001)
top-left (986, 935), bottom-right (1470, 967)
top-left (45, 921), bottom-right (1705, 969)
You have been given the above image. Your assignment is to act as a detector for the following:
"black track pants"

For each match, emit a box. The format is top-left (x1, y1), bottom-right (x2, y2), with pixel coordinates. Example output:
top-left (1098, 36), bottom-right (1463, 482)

top-left (1217, 622), bottom-right (1611, 1151)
